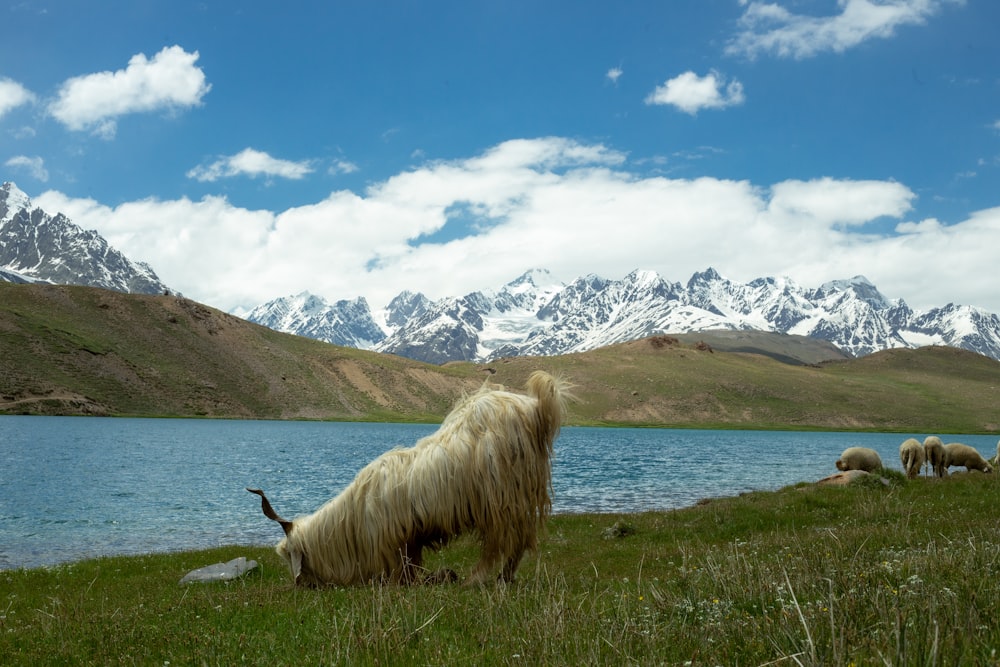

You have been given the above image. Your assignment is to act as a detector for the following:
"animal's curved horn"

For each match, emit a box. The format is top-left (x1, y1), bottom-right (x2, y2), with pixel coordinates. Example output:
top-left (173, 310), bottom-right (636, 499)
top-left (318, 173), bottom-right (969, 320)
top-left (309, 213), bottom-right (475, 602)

top-left (246, 487), bottom-right (293, 536)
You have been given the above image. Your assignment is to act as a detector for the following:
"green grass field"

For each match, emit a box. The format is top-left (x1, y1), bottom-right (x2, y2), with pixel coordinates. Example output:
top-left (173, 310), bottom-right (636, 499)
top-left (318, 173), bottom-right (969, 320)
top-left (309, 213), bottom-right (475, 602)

top-left (4, 470), bottom-right (1000, 665)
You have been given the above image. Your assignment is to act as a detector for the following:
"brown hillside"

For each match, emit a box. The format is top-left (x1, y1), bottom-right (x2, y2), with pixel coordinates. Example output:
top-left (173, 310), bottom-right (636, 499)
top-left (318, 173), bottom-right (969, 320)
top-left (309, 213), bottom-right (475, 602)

top-left (2, 283), bottom-right (999, 432)
top-left (0, 283), bottom-right (485, 419)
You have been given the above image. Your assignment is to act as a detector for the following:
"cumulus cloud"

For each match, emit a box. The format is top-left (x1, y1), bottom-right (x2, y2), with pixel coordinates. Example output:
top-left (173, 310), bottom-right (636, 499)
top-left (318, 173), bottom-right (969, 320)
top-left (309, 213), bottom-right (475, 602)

top-left (187, 148), bottom-right (314, 182)
top-left (606, 67), bottom-right (623, 84)
top-left (727, 0), bottom-right (965, 59)
top-left (34, 137), bottom-right (1000, 315)
top-left (766, 177), bottom-right (915, 227)
top-left (47, 45), bottom-right (210, 137)
top-left (645, 70), bottom-right (745, 115)
top-left (4, 155), bottom-right (48, 182)
top-left (0, 78), bottom-right (36, 118)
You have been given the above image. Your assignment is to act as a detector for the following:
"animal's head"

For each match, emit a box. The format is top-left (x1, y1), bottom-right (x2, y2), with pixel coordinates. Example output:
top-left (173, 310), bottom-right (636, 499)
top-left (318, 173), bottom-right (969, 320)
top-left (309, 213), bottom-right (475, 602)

top-left (247, 487), bottom-right (311, 585)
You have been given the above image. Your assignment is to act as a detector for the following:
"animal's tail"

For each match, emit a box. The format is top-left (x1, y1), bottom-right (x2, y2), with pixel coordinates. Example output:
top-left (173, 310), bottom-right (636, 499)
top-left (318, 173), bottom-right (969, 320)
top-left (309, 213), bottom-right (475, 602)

top-left (526, 371), bottom-right (571, 446)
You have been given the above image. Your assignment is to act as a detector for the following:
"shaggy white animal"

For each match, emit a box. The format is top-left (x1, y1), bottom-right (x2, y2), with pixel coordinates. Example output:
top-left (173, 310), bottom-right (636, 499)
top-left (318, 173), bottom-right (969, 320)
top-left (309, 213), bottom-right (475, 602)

top-left (943, 442), bottom-right (993, 474)
top-left (898, 438), bottom-right (925, 479)
top-left (249, 371), bottom-right (569, 587)
top-left (835, 446), bottom-right (882, 473)
top-left (923, 436), bottom-right (948, 478)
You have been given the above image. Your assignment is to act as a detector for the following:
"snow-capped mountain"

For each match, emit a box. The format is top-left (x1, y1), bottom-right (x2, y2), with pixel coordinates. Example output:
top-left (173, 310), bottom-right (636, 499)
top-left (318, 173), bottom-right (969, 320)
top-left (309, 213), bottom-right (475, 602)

top-left (1, 181), bottom-right (171, 295)
top-left (266, 266), bottom-right (1000, 364)
top-left (373, 269), bottom-right (565, 364)
top-left (243, 292), bottom-right (386, 349)
top-left (905, 304), bottom-right (1000, 360)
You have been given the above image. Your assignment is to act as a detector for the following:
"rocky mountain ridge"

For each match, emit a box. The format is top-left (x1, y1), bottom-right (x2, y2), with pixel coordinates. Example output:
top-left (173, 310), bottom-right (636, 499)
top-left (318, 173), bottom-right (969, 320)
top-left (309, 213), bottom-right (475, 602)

top-left (0, 182), bottom-right (170, 295)
top-left (247, 267), bottom-right (1000, 364)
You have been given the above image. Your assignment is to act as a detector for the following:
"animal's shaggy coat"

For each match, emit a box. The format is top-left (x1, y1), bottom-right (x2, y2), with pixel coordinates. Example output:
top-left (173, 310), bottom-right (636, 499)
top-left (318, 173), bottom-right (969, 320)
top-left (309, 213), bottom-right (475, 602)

top-left (899, 438), bottom-right (925, 479)
top-left (835, 446), bottom-right (882, 473)
top-left (250, 371), bottom-right (568, 587)
top-left (923, 436), bottom-right (948, 477)
top-left (943, 442), bottom-right (993, 474)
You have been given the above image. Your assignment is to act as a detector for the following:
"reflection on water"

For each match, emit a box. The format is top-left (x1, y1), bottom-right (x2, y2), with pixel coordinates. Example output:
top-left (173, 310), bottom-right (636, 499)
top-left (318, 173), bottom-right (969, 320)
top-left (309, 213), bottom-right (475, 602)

top-left (1, 415), bottom-right (996, 570)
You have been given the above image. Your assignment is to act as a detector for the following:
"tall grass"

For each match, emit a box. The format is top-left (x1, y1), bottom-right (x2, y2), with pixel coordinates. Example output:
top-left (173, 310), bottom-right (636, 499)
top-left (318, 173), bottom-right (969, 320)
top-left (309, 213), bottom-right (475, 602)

top-left (4, 472), bottom-right (1000, 664)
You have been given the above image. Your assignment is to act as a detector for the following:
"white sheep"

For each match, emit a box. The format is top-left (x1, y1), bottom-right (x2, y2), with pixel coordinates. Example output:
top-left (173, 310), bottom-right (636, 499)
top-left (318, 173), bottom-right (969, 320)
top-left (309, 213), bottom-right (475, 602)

top-left (835, 446), bottom-right (883, 473)
top-left (923, 436), bottom-right (948, 478)
top-left (943, 442), bottom-right (993, 474)
top-left (898, 438), bottom-right (925, 479)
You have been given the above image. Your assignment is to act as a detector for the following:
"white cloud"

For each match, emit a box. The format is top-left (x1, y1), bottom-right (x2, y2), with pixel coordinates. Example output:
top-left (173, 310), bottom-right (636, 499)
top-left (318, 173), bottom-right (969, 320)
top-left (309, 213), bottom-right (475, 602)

top-left (187, 148), bottom-right (314, 182)
top-left (766, 177), bottom-right (915, 227)
top-left (606, 67), bottom-right (623, 84)
top-left (4, 155), bottom-right (49, 182)
top-left (33, 137), bottom-right (1000, 315)
top-left (12, 126), bottom-right (37, 140)
top-left (645, 70), bottom-right (745, 115)
top-left (728, 0), bottom-right (965, 59)
top-left (47, 45), bottom-right (210, 137)
top-left (0, 78), bottom-right (36, 118)
top-left (329, 159), bottom-right (359, 176)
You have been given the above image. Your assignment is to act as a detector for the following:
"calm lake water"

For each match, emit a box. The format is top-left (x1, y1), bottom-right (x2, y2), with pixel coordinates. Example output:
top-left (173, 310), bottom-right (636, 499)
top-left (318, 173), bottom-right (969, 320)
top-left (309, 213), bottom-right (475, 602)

top-left (1, 415), bottom-right (997, 570)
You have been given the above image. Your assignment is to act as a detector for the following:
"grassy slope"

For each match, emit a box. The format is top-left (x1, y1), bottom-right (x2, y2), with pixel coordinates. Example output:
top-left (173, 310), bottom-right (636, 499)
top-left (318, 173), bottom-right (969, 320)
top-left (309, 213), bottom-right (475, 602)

top-left (2, 282), bottom-right (1000, 432)
top-left (4, 472), bottom-right (1000, 665)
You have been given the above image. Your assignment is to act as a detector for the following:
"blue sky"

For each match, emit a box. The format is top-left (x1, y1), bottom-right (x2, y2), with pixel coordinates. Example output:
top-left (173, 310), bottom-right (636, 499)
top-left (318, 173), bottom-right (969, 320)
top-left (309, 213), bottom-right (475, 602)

top-left (2, 0), bottom-right (999, 315)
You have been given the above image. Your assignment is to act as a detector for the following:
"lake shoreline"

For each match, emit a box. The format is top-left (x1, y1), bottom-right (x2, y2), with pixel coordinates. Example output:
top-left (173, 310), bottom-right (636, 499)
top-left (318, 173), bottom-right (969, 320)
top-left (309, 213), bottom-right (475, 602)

top-left (4, 416), bottom-right (998, 571)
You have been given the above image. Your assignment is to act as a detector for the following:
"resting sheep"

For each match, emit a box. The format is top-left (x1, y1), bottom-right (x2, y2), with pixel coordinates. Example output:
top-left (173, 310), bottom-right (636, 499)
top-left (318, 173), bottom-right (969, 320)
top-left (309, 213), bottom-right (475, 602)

top-left (923, 436), bottom-right (948, 477)
top-left (249, 371), bottom-right (569, 587)
top-left (835, 446), bottom-right (882, 473)
top-left (898, 438), bottom-right (925, 479)
top-left (943, 442), bottom-right (993, 474)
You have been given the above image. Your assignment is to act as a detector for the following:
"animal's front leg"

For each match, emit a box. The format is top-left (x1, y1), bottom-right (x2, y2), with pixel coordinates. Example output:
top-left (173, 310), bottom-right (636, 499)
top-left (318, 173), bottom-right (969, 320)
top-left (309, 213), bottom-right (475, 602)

top-left (465, 543), bottom-right (501, 586)
top-left (500, 550), bottom-right (525, 583)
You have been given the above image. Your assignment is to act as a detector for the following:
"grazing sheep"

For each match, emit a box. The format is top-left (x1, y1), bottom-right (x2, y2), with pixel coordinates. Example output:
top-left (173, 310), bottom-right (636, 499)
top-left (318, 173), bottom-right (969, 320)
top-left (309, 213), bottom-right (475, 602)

top-left (249, 371), bottom-right (569, 587)
top-left (899, 438), bottom-right (925, 479)
top-left (944, 442), bottom-right (993, 474)
top-left (923, 436), bottom-right (948, 477)
top-left (835, 446), bottom-right (883, 473)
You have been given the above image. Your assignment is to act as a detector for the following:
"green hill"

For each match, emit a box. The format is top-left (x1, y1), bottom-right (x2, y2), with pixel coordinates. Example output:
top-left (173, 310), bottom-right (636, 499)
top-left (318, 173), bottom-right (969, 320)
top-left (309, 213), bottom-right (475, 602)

top-left (2, 282), bottom-right (998, 432)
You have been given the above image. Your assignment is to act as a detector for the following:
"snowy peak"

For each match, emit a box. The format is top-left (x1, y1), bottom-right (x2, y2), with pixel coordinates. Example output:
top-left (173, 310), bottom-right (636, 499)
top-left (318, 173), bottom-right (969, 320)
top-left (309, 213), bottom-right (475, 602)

top-left (908, 303), bottom-right (1000, 359)
top-left (811, 275), bottom-right (893, 310)
top-left (243, 291), bottom-right (385, 349)
top-left (493, 269), bottom-right (564, 312)
top-left (366, 269), bottom-right (568, 363)
top-left (504, 268), bottom-right (553, 292)
top-left (382, 290), bottom-right (431, 330)
top-left (0, 182), bottom-right (31, 223)
top-left (0, 181), bottom-right (172, 295)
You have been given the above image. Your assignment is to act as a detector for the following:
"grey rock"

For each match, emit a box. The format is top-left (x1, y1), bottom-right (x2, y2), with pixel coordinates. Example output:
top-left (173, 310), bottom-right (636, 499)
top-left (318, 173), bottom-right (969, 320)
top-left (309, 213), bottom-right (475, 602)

top-left (179, 556), bottom-right (258, 585)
